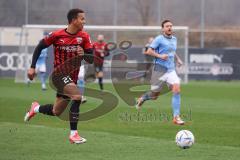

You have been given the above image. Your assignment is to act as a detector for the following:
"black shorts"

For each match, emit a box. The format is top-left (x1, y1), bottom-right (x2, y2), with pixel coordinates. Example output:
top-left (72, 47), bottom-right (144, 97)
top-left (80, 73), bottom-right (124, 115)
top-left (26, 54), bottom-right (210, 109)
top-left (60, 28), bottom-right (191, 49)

top-left (50, 73), bottom-right (73, 94)
top-left (94, 65), bottom-right (103, 73)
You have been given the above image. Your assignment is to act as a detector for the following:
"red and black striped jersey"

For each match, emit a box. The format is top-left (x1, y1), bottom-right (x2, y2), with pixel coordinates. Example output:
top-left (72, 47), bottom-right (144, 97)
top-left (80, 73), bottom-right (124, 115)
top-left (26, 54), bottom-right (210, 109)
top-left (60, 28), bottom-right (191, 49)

top-left (93, 42), bottom-right (109, 66)
top-left (43, 28), bottom-right (93, 83)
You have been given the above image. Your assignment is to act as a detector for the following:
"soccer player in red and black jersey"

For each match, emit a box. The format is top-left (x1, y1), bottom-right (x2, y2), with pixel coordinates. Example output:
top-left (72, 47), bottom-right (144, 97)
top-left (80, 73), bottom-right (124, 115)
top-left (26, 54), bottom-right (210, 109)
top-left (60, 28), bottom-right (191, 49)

top-left (24, 9), bottom-right (93, 144)
top-left (93, 34), bottom-right (109, 91)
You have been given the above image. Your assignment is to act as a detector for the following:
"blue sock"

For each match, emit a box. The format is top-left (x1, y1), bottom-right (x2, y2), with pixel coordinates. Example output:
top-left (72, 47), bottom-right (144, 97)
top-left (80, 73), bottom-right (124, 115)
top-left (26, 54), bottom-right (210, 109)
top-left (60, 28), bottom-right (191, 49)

top-left (142, 92), bottom-right (152, 101)
top-left (77, 79), bottom-right (85, 95)
top-left (172, 93), bottom-right (181, 117)
top-left (39, 72), bottom-right (46, 87)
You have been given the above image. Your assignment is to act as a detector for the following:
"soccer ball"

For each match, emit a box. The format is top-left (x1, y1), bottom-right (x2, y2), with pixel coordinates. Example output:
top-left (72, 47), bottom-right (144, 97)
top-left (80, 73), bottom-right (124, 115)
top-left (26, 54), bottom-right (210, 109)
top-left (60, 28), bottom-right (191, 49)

top-left (175, 130), bottom-right (195, 149)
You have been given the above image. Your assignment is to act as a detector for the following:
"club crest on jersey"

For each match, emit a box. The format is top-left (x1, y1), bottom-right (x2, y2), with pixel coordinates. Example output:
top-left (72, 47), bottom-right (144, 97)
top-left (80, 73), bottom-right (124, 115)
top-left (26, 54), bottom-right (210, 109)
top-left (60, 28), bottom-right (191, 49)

top-left (76, 37), bottom-right (83, 44)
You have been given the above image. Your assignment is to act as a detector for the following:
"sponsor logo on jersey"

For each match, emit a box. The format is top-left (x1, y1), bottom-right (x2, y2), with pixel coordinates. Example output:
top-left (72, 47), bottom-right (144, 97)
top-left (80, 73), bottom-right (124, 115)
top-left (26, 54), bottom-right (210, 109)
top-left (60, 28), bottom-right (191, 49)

top-left (76, 37), bottom-right (83, 44)
top-left (59, 39), bottom-right (65, 44)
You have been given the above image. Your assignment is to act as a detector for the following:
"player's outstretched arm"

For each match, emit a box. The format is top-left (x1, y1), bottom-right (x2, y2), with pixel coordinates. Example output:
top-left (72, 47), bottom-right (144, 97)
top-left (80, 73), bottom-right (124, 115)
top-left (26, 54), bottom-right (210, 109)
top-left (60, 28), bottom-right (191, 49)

top-left (28, 39), bottom-right (48, 80)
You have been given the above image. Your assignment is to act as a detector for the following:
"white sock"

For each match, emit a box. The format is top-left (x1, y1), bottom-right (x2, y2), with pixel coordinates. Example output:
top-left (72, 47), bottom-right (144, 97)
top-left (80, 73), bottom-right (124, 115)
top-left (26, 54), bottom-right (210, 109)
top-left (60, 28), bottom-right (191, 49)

top-left (70, 130), bottom-right (78, 136)
top-left (34, 105), bottom-right (40, 113)
top-left (42, 84), bottom-right (46, 89)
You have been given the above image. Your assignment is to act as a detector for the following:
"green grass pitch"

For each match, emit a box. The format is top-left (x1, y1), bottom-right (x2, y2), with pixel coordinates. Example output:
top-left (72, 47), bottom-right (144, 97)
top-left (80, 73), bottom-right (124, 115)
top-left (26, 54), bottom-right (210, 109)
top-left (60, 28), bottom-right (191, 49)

top-left (0, 78), bottom-right (240, 160)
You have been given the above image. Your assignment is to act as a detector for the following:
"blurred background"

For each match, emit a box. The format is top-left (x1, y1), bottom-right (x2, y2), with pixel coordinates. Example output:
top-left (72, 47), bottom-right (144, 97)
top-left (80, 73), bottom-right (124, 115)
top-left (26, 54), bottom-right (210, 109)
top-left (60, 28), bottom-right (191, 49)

top-left (0, 0), bottom-right (240, 81)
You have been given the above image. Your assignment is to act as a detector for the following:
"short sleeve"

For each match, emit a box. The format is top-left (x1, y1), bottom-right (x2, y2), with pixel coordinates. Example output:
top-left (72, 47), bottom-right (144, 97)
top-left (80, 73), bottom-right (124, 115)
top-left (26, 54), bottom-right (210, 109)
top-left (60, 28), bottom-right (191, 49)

top-left (83, 33), bottom-right (93, 50)
top-left (149, 36), bottom-right (161, 49)
top-left (43, 32), bottom-right (56, 46)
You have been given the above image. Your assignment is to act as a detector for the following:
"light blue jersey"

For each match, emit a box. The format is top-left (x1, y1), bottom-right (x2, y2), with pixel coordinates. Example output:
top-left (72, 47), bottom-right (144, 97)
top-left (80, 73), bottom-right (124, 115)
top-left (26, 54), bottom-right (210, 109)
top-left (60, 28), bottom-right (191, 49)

top-left (37, 48), bottom-right (48, 65)
top-left (150, 35), bottom-right (177, 72)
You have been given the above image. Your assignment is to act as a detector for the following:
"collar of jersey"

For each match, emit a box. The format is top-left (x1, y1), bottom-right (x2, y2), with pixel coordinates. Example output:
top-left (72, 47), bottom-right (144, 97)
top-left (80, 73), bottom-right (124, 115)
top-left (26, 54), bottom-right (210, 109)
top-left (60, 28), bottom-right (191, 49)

top-left (163, 34), bottom-right (173, 39)
top-left (64, 28), bottom-right (79, 36)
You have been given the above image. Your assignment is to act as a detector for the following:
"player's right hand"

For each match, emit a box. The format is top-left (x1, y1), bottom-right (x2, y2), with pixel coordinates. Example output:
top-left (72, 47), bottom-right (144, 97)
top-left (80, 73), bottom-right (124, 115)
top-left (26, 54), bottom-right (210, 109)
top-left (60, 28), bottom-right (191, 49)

top-left (27, 68), bottom-right (36, 80)
top-left (158, 54), bottom-right (168, 60)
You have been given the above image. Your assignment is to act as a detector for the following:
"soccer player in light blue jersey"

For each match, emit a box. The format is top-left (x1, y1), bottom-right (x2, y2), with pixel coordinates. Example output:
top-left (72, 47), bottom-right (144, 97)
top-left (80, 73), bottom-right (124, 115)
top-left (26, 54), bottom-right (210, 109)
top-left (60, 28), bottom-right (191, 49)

top-left (36, 47), bottom-right (48, 90)
top-left (136, 20), bottom-right (185, 125)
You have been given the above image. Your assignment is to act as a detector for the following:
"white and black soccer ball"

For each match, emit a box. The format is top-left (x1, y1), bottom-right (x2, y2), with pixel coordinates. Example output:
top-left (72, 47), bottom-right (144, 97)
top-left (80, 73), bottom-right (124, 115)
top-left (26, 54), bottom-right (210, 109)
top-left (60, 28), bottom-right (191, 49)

top-left (175, 130), bottom-right (195, 149)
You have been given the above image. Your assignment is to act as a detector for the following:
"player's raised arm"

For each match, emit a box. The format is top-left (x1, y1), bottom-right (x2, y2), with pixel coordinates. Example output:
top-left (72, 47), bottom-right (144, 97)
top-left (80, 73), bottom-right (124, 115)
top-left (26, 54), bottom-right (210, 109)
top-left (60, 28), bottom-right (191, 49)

top-left (146, 47), bottom-right (168, 60)
top-left (145, 36), bottom-right (168, 60)
top-left (28, 39), bottom-right (48, 80)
